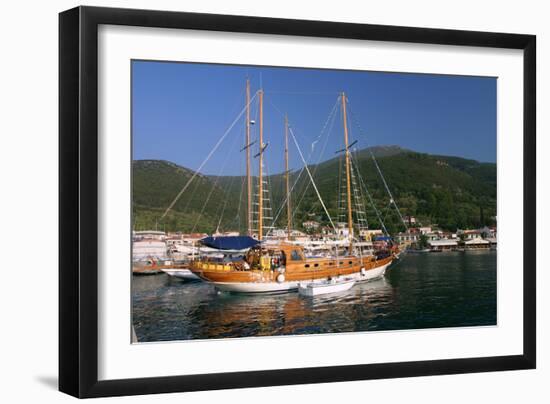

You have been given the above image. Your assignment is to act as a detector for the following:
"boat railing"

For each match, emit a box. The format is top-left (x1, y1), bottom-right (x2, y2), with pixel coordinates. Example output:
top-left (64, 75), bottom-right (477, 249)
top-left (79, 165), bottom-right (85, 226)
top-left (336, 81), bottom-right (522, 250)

top-left (194, 261), bottom-right (234, 271)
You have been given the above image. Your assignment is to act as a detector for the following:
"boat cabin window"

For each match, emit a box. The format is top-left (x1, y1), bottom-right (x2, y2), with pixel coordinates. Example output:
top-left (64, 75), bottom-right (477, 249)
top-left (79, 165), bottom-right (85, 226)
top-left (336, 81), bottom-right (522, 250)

top-left (290, 249), bottom-right (303, 261)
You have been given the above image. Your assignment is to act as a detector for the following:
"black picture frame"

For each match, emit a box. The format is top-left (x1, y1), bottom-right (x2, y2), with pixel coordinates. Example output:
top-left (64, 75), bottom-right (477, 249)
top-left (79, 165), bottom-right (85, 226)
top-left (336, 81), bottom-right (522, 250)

top-left (59, 5), bottom-right (536, 398)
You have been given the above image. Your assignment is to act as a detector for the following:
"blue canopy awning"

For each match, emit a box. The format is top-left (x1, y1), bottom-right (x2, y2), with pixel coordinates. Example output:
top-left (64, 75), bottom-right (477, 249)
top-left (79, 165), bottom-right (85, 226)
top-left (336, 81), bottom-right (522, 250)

top-left (200, 236), bottom-right (260, 250)
top-left (374, 235), bottom-right (392, 242)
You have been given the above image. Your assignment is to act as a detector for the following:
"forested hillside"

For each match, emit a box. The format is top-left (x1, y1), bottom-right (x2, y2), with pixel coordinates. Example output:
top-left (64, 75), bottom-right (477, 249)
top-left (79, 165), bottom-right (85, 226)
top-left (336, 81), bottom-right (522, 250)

top-left (133, 146), bottom-right (496, 234)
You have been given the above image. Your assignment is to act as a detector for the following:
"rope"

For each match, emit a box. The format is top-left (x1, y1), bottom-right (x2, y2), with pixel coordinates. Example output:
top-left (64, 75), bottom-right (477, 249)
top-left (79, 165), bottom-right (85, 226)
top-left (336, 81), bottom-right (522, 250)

top-left (214, 172), bottom-right (239, 233)
top-left (158, 91), bottom-right (258, 223)
top-left (346, 98), bottom-right (409, 232)
top-left (214, 120), bottom-right (246, 232)
top-left (265, 164), bottom-right (307, 237)
top-left (191, 117), bottom-right (243, 233)
top-left (289, 127), bottom-right (337, 233)
top-left (351, 152), bottom-right (389, 235)
top-left (264, 90), bottom-right (340, 96)
top-left (262, 97), bottom-right (339, 234)
top-left (287, 98), bottom-right (339, 219)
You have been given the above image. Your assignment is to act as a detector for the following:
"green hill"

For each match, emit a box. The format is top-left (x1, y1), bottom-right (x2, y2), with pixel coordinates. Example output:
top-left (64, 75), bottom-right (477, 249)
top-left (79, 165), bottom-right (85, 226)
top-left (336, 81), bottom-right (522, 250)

top-left (132, 146), bottom-right (496, 234)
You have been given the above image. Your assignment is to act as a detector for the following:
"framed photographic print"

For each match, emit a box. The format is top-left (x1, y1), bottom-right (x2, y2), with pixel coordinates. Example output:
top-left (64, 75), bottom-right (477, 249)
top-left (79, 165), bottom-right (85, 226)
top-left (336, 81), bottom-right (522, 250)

top-left (59, 6), bottom-right (536, 398)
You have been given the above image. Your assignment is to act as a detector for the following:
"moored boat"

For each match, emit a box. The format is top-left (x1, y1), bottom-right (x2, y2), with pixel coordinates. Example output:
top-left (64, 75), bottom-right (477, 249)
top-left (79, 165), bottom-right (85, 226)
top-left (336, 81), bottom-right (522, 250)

top-left (159, 81), bottom-right (401, 292)
top-left (298, 277), bottom-right (355, 297)
top-left (190, 242), bottom-right (393, 293)
top-left (161, 267), bottom-right (201, 281)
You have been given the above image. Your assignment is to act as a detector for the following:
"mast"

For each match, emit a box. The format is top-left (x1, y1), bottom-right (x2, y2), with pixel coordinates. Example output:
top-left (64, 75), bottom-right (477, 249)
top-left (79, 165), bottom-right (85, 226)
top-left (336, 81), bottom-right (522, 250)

top-left (341, 92), bottom-right (353, 251)
top-left (258, 89), bottom-right (264, 241)
top-left (285, 114), bottom-right (291, 239)
top-left (246, 79), bottom-right (252, 236)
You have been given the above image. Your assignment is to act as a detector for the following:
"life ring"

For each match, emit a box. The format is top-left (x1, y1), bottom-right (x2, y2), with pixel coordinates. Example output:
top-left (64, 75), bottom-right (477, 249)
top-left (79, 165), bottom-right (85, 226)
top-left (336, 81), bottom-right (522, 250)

top-left (276, 273), bottom-right (285, 283)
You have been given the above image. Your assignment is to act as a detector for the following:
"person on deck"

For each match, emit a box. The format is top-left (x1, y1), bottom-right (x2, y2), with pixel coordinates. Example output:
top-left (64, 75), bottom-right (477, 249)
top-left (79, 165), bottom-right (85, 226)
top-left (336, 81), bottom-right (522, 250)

top-left (260, 252), bottom-right (270, 271)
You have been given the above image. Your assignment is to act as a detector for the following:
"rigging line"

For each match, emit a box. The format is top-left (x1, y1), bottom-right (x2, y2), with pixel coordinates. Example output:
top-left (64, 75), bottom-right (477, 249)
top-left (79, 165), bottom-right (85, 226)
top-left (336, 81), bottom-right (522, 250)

top-left (180, 169), bottom-right (206, 216)
top-left (302, 103), bottom-right (339, 216)
top-left (215, 118), bottom-right (249, 233)
top-left (289, 127), bottom-right (337, 232)
top-left (350, 157), bottom-right (369, 229)
top-left (159, 91), bottom-right (259, 223)
top-left (263, 95), bottom-right (339, 221)
top-left (262, 159), bottom-right (274, 231)
top-left (288, 109), bottom-right (335, 223)
top-left (265, 95), bottom-right (339, 153)
top-left (263, 98), bottom-right (338, 236)
top-left (214, 171), bottom-right (240, 233)
top-left (351, 151), bottom-right (389, 235)
top-left (188, 87), bottom-right (248, 223)
top-left (346, 99), bottom-right (409, 231)
top-left (349, 159), bottom-right (367, 229)
top-left (214, 119), bottom-right (246, 227)
top-left (234, 149), bottom-right (247, 233)
top-left (265, 129), bottom-right (330, 237)
top-left (213, 117), bottom-right (244, 223)
top-left (290, 98), bottom-right (339, 217)
top-left (220, 172), bottom-right (245, 233)
top-left (381, 201), bottom-right (393, 227)
top-left (191, 114), bottom-right (244, 234)
top-left (265, 164), bottom-right (307, 237)
top-left (263, 90), bottom-right (340, 96)
top-left (371, 152), bottom-right (408, 230)
top-left (235, 173), bottom-right (246, 231)
top-left (337, 155), bottom-right (343, 223)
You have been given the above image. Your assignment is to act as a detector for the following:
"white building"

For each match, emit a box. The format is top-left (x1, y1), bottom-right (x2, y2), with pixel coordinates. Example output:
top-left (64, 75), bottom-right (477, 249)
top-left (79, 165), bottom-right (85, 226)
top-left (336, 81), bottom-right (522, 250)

top-left (458, 229), bottom-right (483, 240)
top-left (428, 239), bottom-right (458, 251)
top-left (418, 226), bottom-right (432, 235)
top-left (395, 232), bottom-right (420, 244)
top-left (463, 238), bottom-right (490, 249)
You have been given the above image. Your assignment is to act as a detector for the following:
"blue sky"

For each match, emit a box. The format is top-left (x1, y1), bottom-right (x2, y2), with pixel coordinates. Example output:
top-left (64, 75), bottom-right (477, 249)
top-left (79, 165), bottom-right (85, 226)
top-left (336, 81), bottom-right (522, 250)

top-left (132, 60), bottom-right (496, 176)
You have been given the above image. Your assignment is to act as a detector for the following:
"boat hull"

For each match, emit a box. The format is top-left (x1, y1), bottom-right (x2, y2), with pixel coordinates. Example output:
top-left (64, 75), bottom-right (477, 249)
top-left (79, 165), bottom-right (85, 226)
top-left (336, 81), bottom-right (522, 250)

top-left (213, 281), bottom-right (299, 294)
top-left (299, 279), bottom-right (355, 297)
top-left (195, 257), bottom-right (392, 294)
top-left (161, 268), bottom-right (201, 281)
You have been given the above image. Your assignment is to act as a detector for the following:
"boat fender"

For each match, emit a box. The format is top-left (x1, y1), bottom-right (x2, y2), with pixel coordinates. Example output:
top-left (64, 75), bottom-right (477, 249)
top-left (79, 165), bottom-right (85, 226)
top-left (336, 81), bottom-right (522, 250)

top-left (278, 267), bottom-right (286, 274)
top-left (276, 273), bottom-right (285, 283)
top-left (361, 268), bottom-right (367, 276)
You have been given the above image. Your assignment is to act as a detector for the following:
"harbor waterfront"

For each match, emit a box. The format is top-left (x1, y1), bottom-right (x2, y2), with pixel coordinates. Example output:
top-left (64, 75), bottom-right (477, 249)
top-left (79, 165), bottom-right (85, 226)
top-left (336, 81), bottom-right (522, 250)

top-left (132, 250), bottom-right (496, 342)
top-left (131, 63), bottom-right (498, 342)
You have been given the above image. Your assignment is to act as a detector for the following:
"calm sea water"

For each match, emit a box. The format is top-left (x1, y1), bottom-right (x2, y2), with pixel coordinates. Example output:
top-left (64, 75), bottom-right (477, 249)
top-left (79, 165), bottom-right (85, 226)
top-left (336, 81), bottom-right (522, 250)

top-left (132, 251), bottom-right (496, 342)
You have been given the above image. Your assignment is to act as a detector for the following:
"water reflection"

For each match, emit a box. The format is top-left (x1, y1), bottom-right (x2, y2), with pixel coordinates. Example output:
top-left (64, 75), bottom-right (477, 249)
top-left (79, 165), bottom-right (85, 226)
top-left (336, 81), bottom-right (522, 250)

top-left (132, 251), bottom-right (496, 342)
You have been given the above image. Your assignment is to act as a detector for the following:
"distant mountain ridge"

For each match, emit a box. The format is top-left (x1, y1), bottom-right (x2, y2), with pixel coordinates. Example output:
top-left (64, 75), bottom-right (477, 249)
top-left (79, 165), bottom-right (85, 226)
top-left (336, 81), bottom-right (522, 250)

top-left (133, 145), bottom-right (496, 233)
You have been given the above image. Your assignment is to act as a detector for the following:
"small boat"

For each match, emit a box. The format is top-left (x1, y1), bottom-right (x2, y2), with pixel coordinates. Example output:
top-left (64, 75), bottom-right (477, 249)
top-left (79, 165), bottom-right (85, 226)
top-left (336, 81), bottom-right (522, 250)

top-left (406, 248), bottom-right (430, 254)
top-left (298, 277), bottom-right (355, 297)
top-left (161, 268), bottom-right (201, 281)
top-left (133, 259), bottom-right (174, 275)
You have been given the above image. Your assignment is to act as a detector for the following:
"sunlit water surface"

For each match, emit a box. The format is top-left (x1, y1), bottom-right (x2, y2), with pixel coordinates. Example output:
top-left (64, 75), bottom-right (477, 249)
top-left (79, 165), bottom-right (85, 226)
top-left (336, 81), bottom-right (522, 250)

top-left (132, 251), bottom-right (496, 342)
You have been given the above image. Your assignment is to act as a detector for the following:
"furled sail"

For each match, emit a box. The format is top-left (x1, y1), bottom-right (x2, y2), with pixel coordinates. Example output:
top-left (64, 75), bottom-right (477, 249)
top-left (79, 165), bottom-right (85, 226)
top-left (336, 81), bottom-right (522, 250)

top-left (200, 236), bottom-right (260, 250)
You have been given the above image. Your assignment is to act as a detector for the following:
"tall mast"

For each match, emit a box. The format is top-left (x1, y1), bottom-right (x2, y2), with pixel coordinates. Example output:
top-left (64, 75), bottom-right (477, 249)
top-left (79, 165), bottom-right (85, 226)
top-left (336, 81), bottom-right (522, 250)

top-left (246, 79), bottom-right (252, 236)
top-left (285, 114), bottom-right (291, 239)
top-left (258, 89), bottom-right (264, 241)
top-left (341, 92), bottom-right (353, 250)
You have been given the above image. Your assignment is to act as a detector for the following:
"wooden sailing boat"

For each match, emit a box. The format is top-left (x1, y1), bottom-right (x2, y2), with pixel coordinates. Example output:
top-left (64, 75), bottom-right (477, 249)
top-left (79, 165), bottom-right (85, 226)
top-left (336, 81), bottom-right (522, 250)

top-left (189, 86), bottom-right (395, 293)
